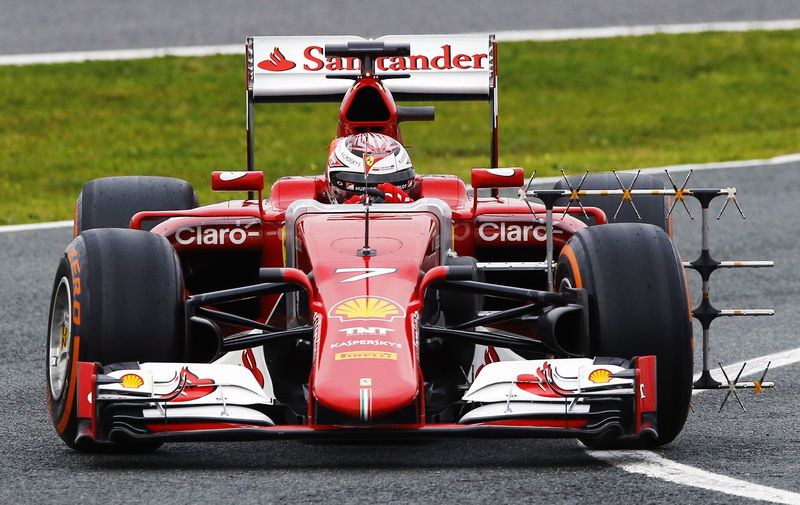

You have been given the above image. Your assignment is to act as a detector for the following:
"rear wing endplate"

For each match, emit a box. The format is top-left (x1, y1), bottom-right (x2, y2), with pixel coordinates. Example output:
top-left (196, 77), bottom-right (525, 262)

top-left (245, 34), bottom-right (498, 170)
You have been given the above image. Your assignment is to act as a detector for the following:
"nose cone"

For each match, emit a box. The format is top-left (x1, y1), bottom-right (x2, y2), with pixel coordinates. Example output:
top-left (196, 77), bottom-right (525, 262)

top-left (297, 213), bottom-right (438, 423)
top-left (313, 310), bottom-right (419, 423)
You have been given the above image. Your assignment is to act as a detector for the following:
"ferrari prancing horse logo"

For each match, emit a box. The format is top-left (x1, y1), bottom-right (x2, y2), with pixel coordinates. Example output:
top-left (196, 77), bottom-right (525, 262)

top-left (329, 296), bottom-right (405, 322)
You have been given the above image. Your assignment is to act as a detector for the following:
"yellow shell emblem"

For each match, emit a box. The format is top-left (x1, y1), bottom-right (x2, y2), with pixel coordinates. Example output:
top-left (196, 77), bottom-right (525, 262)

top-left (588, 369), bottom-right (612, 384)
top-left (120, 373), bottom-right (144, 389)
top-left (330, 296), bottom-right (405, 322)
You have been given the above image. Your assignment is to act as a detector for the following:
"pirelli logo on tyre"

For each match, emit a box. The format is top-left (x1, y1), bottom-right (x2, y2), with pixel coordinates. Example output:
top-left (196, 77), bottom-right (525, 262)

top-left (66, 247), bottom-right (81, 325)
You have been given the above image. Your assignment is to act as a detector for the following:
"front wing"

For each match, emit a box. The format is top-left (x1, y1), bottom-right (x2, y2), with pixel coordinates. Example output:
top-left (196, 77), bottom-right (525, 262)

top-left (72, 356), bottom-right (657, 445)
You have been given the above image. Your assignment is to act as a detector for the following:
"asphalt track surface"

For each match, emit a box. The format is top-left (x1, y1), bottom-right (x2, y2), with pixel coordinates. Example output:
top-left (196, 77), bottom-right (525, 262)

top-left (4, 0), bottom-right (800, 54)
top-left (3, 5), bottom-right (800, 504)
top-left (1, 163), bottom-right (798, 504)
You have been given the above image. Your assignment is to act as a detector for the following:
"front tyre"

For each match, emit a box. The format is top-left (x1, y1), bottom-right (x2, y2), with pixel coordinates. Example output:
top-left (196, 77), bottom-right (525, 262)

top-left (46, 229), bottom-right (185, 451)
top-left (556, 223), bottom-right (693, 447)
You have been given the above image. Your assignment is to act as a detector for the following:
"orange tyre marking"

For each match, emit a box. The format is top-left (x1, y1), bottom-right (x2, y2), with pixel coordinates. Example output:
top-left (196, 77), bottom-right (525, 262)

top-left (56, 335), bottom-right (80, 433)
top-left (560, 244), bottom-right (582, 288)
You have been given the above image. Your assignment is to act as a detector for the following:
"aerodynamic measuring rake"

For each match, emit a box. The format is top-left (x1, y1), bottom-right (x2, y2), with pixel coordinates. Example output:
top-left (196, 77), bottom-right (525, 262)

top-left (521, 169), bottom-right (775, 410)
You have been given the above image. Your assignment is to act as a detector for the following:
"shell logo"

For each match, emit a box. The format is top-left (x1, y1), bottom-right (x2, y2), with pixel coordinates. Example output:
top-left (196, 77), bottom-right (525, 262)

top-left (120, 373), bottom-right (144, 389)
top-left (588, 369), bottom-right (612, 384)
top-left (329, 296), bottom-right (405, 322)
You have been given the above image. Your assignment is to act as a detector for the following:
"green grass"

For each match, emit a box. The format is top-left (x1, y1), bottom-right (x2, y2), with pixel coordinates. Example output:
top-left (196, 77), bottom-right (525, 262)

top-left (2, 30), bottom-right (800, 224)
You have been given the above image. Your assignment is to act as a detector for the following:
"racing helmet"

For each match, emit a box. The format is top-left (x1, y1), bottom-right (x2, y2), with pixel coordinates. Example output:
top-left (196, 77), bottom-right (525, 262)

top-left (326, 133), bottom-right (416, 203)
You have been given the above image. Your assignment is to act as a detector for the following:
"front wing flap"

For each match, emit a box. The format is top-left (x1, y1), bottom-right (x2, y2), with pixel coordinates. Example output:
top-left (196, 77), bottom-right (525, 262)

top-left (74, 362), bottom-right (277, 445)
top-left (74, 356), bottom-right (656, 444)
top-left (458, 356), bottom-right (657, 440)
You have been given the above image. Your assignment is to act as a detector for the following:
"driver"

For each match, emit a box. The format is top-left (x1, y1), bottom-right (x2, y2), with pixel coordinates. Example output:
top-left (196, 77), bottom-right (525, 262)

top-left (325, 133), bottom-right (417, 204)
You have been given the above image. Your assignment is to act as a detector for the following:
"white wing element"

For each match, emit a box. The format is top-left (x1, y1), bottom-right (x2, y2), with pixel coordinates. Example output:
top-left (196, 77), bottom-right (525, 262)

top-left (214, 344), bottom-right (276, 401)
top-left (250, 34), bottom-right (494, 100)
top-left (460, 402), bottom-right (591, 424)
top-left (97, 363), bottom-right (276, 425)
top-left (459, 358), bottom-right (636, 424)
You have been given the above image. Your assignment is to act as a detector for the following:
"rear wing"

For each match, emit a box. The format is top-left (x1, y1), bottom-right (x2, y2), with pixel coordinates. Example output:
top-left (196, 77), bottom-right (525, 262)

top-left (244, 34), bottom-right (498, 170)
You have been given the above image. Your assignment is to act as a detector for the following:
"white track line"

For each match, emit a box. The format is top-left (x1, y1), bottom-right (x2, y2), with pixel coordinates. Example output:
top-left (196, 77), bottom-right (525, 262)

top-left (5, 152), bottom-right (800, 233)
top-left (3, 19), bottom-right (800, 66)
top-left (591, 449), bottom-right (800, 505)
top-left (0, 220), bottom-right (72, 234)
top-left (550, 152), bottom-right (800, 183)
top-left (504, 151), bottom-right (800, 186)
top-left (0, 45), bottom-right (242, 66)
top-left (588, 346), bottom-right (800, 504)
top-left (493, 19), bottom-right (800, 42)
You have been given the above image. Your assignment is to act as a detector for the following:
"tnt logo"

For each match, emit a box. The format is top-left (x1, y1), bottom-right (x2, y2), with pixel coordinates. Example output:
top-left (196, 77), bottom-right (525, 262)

top-left (338, 327), bottom-right (394, 337)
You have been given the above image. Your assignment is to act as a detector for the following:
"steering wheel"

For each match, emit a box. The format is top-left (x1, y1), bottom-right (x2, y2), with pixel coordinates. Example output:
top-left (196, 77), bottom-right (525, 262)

top-left (364, 187), bottom-right (385, 204)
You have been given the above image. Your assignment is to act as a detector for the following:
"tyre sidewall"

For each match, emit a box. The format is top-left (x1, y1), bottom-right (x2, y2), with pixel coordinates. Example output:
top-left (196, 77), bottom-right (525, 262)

top-left (46, 230), bottom-right (185, 449)
top-left (46, 239), bottom-right (89, 448)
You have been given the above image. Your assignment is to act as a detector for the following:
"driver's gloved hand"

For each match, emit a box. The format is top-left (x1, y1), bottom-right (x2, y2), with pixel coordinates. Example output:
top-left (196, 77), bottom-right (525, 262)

top-left (343, 194), bottom-right (365, 204)
top-left (376, 182), bottom-right (413, 203)
top-left (342, 183), bottom-right (412, 204)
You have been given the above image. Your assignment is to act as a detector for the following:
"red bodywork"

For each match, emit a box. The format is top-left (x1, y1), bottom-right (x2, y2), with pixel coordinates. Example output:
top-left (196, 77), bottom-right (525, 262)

top-left (128, 68), bottom-right (608, 431)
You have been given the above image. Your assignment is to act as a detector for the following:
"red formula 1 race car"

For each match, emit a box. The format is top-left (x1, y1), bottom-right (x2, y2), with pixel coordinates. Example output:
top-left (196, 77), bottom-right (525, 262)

top-left (47, 34), bottom-right (699, 452)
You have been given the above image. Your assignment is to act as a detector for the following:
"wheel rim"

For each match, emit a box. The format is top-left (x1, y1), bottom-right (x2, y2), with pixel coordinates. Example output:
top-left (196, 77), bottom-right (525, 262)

top-left (48, 277), bottom-right (72, 399)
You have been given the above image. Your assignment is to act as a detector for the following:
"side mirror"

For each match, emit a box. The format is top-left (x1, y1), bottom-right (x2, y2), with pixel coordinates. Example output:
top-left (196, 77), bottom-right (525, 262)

top-left (211, 171), bottom-right (264, 192)
top-left (397, 106), bottom-right (435, 122)
top-left (470, 167), bottom-right (524, 189)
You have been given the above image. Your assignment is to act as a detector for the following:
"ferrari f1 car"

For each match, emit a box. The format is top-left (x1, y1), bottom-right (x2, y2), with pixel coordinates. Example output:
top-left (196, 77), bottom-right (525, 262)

top-left (48, 34), bottom-right (701, 451)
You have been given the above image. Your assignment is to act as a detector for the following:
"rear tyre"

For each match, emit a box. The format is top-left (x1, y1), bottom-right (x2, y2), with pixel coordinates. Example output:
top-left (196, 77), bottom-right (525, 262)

top-left (554, 173), bottom-right (671, 234)
top-left (556, 223), bottom-right (692, 447)
top-left (76, 176), bottom-right (198, 232)
top-left (46, 228), bottom-right (185, 451)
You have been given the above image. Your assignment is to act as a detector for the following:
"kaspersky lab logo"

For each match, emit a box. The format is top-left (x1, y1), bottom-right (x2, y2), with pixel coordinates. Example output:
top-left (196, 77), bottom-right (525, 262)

top-left (257, 47), bottom-right (296, 71)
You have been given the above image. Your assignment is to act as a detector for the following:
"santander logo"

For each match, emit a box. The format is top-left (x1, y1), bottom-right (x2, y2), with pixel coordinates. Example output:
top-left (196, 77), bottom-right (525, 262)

top-left (302, 44), bottom-right (487, 72)
top-left (257, 47), bottom-right (296, 71)
top-left (255, 44), bottom-right (488, 73)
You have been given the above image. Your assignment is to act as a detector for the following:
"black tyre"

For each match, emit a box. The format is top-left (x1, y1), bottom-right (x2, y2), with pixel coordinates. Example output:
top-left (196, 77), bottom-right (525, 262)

top-left (556, 223), bottom-right (692, 447)
top-left (554, 173), bottom-right (671, 234)
top-left (76, 176), bottom-right (198, 232)
top-left (46, 228), bottom-right (185, 451)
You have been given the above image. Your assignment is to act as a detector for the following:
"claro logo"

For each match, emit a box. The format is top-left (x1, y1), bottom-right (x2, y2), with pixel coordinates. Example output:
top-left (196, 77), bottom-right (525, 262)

top-left (477, 222), bottom-right (562, 242)
top-left (175, 224), bottom-right (259, 246)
